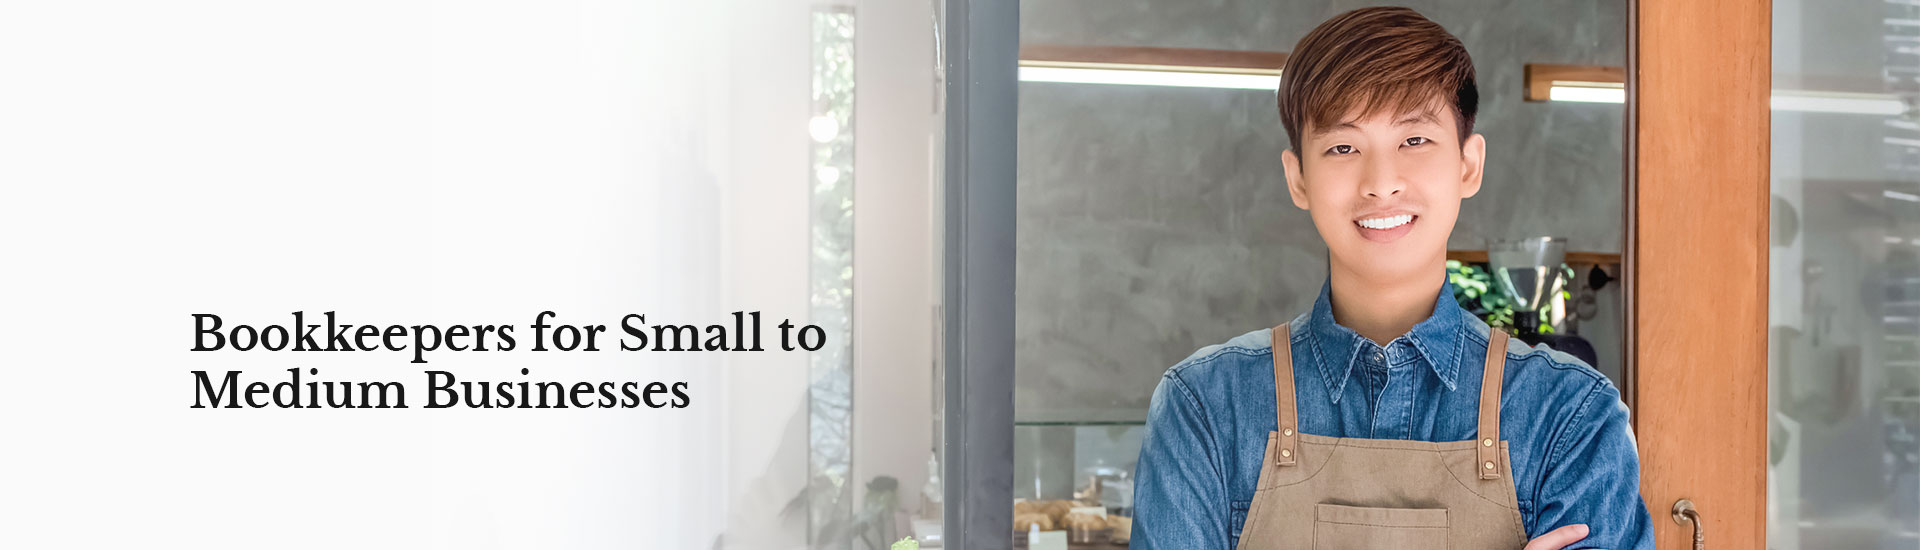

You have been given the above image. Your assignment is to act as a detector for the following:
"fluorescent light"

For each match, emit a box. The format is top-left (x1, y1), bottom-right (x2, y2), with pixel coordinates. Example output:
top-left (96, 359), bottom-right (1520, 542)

top-left (1889, 190), bottom-right (1920, 202)
top-left (1018, 66), bottom-right (1279, 90)
top-left (1548, 85), bottom-right (1626, 103)
top-left (1022, 59), bottom-right (1911, 117)
top-left (1540, 84), bottom-right (1905, 116)
top-left (1772, 91), bottom-right (1906, 116)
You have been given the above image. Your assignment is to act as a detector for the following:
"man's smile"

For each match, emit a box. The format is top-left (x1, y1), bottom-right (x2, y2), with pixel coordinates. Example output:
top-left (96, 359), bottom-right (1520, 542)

top-left (1354, 212), bottom-right (1419, 242)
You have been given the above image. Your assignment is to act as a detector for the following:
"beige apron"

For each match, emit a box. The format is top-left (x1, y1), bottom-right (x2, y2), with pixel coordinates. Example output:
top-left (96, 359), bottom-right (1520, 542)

top-left (1235, 324), bottom-right (1528, 550)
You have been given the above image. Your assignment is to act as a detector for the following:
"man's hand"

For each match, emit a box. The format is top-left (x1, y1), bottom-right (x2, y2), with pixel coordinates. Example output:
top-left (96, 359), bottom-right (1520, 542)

top-left (1524, 524), bottom-right (1599, 550)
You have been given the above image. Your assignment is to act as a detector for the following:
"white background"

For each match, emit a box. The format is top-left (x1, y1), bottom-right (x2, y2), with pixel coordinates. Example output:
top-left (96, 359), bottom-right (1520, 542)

top-left (0, 0), bottom-right (941, 547)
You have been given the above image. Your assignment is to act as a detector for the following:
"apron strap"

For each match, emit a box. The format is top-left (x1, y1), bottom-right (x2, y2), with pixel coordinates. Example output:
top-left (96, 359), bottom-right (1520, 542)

top-left (1271, 324), bottom-right (1298, 467)
top-left (1477, 329), bottom-right (1511, 480)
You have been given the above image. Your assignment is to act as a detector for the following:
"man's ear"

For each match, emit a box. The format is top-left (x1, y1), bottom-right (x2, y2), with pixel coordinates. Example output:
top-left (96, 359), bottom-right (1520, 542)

top-left (1282, 148), bottom-right (1310, 210)
top-left (1459, 133), bottom-right (1487, 199)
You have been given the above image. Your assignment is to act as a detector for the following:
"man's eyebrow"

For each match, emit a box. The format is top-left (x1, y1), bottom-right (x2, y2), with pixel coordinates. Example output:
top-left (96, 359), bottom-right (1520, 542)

top-left (1310, 112), bottom-right (1441, 138)
top-left (1311, 121), bottom-right (1360, 137)
top-left (1394, 112), bottom-right (1441, 127)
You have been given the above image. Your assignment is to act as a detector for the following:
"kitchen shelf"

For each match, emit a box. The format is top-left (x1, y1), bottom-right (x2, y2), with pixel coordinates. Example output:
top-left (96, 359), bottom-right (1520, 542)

top-left (1447, 249), bottom-right (1622, 265)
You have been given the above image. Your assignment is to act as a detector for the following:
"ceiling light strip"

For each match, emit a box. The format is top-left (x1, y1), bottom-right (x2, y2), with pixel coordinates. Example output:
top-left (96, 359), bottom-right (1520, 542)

top-left (1017, 65), bottom-right (1278, 90)
top-left (1022, 61), bottom-right (1910, 116)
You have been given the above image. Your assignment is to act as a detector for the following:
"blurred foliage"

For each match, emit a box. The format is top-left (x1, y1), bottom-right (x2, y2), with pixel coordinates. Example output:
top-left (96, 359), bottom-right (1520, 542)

top-left (808, 10), bottom-right (858, 549)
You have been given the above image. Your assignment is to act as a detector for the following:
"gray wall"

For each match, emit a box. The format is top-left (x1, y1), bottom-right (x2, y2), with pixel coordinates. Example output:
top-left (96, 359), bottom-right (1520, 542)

top-left (1015, 0), bottom-right (1629, 420)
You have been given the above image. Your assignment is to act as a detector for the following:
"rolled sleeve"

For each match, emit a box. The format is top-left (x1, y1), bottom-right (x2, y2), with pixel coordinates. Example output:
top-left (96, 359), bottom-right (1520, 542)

top-left (1533, 381), bottom-right (1655, 550)
top-left (1132, 370), bottom-right (1231, 549)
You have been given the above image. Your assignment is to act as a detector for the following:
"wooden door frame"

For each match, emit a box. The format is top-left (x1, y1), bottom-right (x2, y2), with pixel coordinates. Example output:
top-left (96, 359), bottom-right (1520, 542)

top-left (1631, 0), bottom-right (1770, 548)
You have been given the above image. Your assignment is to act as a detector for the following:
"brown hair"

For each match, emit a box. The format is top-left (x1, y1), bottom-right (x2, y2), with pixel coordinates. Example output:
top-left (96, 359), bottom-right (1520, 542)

top-left (1277, 6), bottom-right (1477, 153)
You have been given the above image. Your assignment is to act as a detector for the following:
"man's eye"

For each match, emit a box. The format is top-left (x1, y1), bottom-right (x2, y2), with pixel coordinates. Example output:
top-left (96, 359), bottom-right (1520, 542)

top-left (1326, 144), bottom-right (1356, 155)
top-left (1404, 136), bottom-right (1430, 147)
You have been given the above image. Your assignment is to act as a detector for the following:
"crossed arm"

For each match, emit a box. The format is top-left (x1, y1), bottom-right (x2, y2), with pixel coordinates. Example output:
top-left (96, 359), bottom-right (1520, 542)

top-left (1131, 375), bottom-right (1654, 549)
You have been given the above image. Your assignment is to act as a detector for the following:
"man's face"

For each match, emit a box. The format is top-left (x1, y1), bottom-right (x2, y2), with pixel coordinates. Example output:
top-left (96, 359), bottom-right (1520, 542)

top-left (1281, 103), bottom-right (1486, 282)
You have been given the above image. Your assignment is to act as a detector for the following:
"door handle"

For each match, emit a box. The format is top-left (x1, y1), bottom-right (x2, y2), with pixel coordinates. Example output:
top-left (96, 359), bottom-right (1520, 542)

top-left (1670, 499), bottom-right (1703, 549)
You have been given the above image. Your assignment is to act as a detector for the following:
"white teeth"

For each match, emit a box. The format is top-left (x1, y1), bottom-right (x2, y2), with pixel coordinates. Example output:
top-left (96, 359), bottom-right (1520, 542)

top-left (1357, 215), bottom-right (1413, 230)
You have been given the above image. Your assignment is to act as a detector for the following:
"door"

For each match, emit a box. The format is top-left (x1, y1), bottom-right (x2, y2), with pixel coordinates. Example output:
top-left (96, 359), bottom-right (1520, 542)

top-left (1631, 0), bottom-right (1768, 548)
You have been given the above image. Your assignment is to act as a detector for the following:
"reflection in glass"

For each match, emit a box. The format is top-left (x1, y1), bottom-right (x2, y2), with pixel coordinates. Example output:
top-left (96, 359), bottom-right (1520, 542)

top-left (1769, 0), bottom-right (1920, 547)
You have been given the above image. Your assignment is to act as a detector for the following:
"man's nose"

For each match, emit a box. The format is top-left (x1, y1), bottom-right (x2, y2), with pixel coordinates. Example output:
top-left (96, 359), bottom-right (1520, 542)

top-left (1360, 158), bottom-right (1404, 198)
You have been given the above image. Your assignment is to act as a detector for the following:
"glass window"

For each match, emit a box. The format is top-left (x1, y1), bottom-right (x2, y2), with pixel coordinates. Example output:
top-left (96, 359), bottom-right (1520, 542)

top-left (1769, 0), bottom-right (1920, 547)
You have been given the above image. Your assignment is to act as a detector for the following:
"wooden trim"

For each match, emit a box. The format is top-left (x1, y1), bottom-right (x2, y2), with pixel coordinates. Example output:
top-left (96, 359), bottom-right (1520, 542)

top-left (1633, 0), bottom-right (1769, 547)
top-left (1018, 44), bottom-right (1287, 75)
top-left (1445, 249), bottom-right (1621, 266)
top-left (1623, 0), bottom-right (1640, 416)
top-left (1523, 64), bottom-right (1627, 101)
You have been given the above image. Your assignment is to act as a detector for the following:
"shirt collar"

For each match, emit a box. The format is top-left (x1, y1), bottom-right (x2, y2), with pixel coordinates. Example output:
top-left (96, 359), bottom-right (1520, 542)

top-left (1304, 276), bottom-right (1468, 403)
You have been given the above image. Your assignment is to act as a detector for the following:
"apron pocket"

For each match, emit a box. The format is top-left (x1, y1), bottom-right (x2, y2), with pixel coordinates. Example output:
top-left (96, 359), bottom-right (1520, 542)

top-left (1311, 503), bottom-right (1448, 550)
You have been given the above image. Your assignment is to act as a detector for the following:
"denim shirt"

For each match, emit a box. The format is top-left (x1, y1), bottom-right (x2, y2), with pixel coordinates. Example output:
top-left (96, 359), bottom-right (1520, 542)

top-left (1132, 279), bottom-right (1653, 550)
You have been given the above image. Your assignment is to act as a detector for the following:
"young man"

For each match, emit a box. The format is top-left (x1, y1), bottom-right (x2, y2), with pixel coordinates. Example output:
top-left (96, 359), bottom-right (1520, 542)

top-left (1130, 7), bottom-right (1653, 550)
